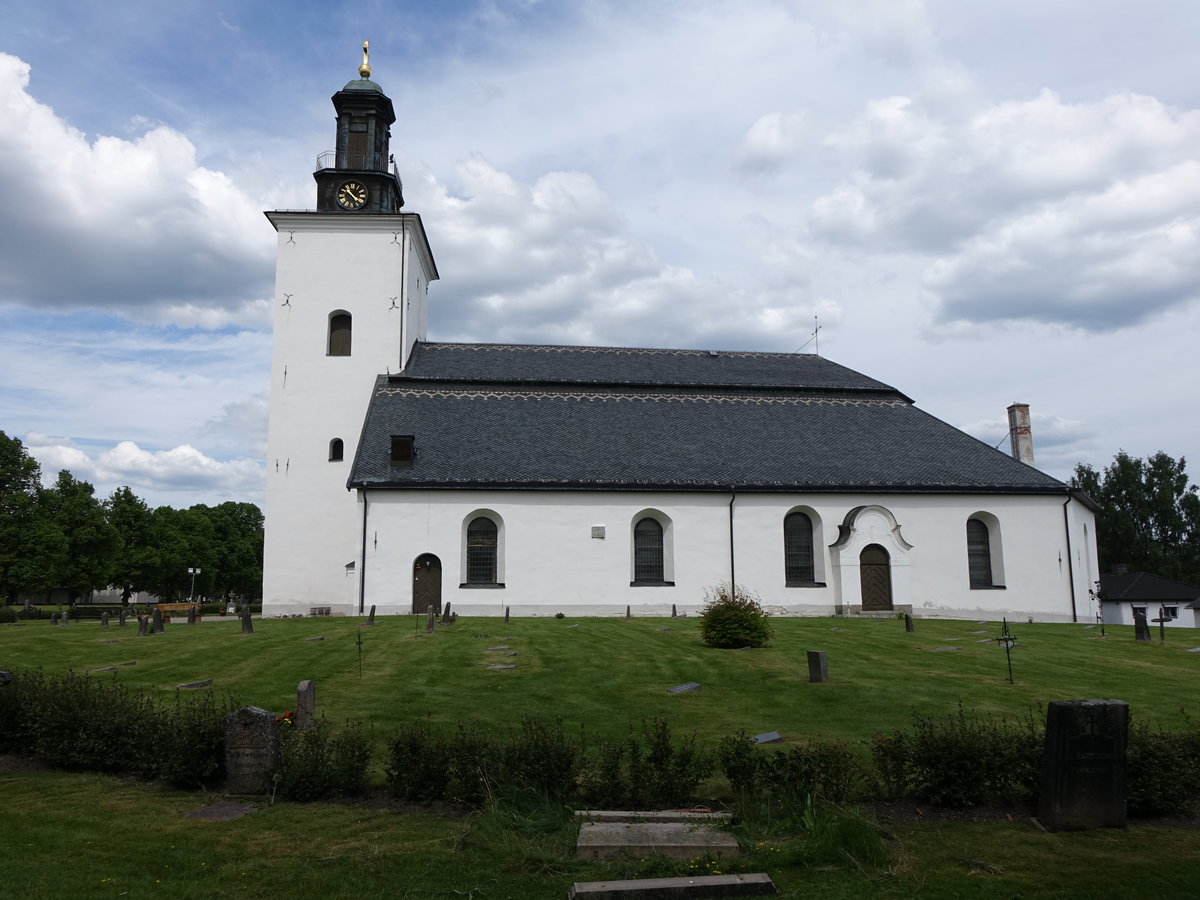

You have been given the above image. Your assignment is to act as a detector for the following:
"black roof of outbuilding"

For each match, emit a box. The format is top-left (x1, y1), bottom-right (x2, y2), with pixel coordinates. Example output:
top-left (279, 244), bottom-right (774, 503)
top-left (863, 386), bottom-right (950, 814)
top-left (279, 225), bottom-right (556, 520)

top-left (348, 342), bottom-right (1069, 494)
top-left (1099, 571), bottom-right (1200, 604)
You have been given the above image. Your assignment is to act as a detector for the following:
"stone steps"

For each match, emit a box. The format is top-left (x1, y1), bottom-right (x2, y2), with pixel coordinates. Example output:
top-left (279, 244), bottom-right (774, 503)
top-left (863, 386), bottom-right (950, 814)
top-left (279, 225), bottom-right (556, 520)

top-left (568, 873), bottom-right (777, 898)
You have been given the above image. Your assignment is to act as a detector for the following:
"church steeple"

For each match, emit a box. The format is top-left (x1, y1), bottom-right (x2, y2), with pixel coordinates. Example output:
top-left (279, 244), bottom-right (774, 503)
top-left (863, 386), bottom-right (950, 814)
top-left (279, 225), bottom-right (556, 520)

top-left (314, 41), bottom-right (405, 213)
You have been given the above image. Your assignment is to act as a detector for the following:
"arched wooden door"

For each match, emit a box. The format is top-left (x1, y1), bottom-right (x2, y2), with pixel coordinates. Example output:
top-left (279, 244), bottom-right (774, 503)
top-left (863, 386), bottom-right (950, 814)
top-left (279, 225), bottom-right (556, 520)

top-left (860, 544), bottom-right (893, 611)
top-left (412, 554), bottom-right (442, 615)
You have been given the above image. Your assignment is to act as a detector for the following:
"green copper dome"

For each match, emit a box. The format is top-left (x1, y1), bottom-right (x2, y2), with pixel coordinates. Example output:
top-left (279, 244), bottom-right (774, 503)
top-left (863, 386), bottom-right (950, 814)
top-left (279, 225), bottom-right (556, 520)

top-left (342, 78), bottom-right (383, 92)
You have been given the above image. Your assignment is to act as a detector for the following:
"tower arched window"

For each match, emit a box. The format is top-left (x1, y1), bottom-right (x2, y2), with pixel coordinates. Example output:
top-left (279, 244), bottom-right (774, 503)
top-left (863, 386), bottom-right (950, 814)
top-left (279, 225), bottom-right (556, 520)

top-left (633, 517), bottom-right (665, 584)
top-left (328, 311), bottom-right (352, 356)
top-left (328, 438), bottom-right (344, 462)
top-left (967, 517), bottom-right (994, 587)
top-left (466, 517), bottom-right (498, 585)
top-left (784, 511), bottom-right (816, 585)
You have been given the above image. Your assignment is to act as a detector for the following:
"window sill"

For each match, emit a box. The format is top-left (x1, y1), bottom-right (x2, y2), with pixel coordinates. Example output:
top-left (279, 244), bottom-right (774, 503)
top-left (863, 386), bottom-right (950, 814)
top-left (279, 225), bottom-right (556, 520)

top-left (786, 581), bottom-right (827, 588)
top-left (459, 583), bottom-right (505, 589)
top-left (630, 581), bottom-right (676, 587)
top-left (969, 584), bottom-right (1006, 590)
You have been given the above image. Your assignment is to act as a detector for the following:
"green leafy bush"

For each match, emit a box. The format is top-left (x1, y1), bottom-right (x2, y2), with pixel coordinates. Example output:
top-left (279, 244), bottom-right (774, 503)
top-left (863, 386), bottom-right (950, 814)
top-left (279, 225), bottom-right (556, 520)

top-left (698, 583), bottom-right (773, 649)
top-left (578, 717), bottom-right (712, 808)
top-left (1127, 720), bottom-right (1200, 815)
top-left (386, 720), bottom-right (451, 802)
top-left (278, 718), bottom-right (373, 801)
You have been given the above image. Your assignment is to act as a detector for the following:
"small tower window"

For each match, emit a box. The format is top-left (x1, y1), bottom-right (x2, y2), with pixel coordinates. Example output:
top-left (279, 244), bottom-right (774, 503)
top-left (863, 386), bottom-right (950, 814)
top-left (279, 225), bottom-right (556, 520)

top-left (328, 312), bottom-right (352, 356)
top-left (390, 435), bottom-right (414, 467)
top-left (328, 438), bottom-right (344, 462)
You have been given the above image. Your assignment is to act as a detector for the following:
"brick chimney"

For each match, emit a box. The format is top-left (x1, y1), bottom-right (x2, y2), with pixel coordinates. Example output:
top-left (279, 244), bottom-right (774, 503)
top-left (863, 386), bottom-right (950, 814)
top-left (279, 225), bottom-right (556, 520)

top-left (1007, 403), bottom-right (1034, 466)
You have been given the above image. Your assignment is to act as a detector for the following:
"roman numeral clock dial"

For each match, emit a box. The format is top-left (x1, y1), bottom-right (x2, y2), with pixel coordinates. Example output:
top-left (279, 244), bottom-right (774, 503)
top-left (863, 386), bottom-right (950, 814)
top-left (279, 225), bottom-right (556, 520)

top-left (337, 181), bottom-right (368, 210)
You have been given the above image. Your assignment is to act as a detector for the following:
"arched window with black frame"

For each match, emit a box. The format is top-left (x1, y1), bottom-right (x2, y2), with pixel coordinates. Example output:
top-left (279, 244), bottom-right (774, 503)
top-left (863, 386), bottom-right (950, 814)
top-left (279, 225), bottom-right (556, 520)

top-left (967, 517), bottom-right (994, 588)
top-left (328, 311), bottom-right (352, 356)
top-left (328, 438), bottom-right (344, 462)
top-left (466, 516), bottom-right (499, 585)
top-left (784, 511), bottom-right (816, 585)
top-left (633, 517), bottom-right (665, 584)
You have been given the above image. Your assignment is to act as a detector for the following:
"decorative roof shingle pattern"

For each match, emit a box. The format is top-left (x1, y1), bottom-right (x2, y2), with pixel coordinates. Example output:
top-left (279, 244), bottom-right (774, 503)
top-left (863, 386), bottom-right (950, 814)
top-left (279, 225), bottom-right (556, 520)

top-left (349, 342), bottom-right (1066, 494)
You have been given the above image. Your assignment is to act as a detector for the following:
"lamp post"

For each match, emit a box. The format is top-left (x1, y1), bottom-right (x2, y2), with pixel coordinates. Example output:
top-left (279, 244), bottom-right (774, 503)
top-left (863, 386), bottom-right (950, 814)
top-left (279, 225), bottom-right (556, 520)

top-left (187, 567), bottom-right (202, 603)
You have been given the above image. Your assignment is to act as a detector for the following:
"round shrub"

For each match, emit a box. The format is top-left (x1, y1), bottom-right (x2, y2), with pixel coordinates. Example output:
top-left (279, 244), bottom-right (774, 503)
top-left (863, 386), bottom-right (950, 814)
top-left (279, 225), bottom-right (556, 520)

top-left (699, 584), bottom-right (773, 649)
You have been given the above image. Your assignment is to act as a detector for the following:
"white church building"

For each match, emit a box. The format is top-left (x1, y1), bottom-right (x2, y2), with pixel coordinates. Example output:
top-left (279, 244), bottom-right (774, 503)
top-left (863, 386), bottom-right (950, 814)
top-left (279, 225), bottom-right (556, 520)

top-left (262, 54), bottom-right (1099, 622)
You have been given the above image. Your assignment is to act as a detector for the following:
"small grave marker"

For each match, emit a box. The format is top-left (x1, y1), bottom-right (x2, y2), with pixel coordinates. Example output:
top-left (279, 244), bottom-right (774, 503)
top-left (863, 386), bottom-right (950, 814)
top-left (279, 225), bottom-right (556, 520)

top-left (1133, 608), bottom-right (1151, 642)
top-left (151, 607), bottom-right (165, 635)
top-left (176, 679), bottom-right (213, 690)
top-left (904, 613), bottom-right (914, 633)
top-left (305, 636), bottom-right (325, 642)
top-left (487, 664), bottom-right (516, 670)
top-left (667, 682), bottom-right (701, 694)
top-left (929, 646), bottom-right (960, 652)
top-left (118, 610), bottom-right (128, 627)
top-left (994, 618), bottom-right (1017, 683)
top-left (296, 680), bottom-right (316, 731)
top-left (100, 612), bottom-right (109, 628)
top-left (1038, 699), bottom-right (1128, 831)
top-left (658, 626), bottom-right (671, 632)
top-left (671, 603), bottom-right (677, 618)
top-left (625, 605), bottom-right (631, 620)
top-left (441, 602), bottom-right (452, 625)
top-left (752, 731), bottom-right (782, 744)
top-left (240, 608), bottom-right (254, 635)
top-left (486, 645), bottom-right (510, 651)
top-left (807, 650), bottom-right (828, 683)
top-left (50, 613), bottom-right (59, 626)
top-left (504, 606), bottom-right (510, 624)
top-left (136, 615), bottom-right (148, 637)
top-left (366, 604), bottom-right (376, 626)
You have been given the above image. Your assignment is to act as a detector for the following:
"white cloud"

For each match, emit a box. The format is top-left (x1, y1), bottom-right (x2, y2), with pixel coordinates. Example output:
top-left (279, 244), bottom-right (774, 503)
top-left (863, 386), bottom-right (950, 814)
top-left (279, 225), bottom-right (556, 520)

top-left (0, 52), bottom-right (274, 316)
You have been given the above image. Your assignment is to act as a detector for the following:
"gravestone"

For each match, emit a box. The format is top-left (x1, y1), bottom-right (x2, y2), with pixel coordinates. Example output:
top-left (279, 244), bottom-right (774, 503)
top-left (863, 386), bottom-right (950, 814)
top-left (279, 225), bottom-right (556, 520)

top-left (136, 614), bottom-right (148, 637)
top-left (296, 680), bottom-right (316, 731)
top-left (487, 664), bottom-right (516, 670)
top-left (1038, 699), bottom-right (1128, 831)
top-left (671, 603), bottom-right (677, 618)
top-left (118, 610), bottom-right (128, 627)
top-left (807, 650), bottom-right (828, 683)
top-left (151, 607), bottom-right (165, 635)
top-left (187, 606), bottom-right (196, 625)
top-left (667, 682), bottom-right (701, 694)
top-left (367, 604), bottom-right (376, 626)
top-left (223, 706), bottom-right (280, 794)
top-left (504, 606), bottom-right (510, 624)
top-left (752, 731), bottom-right (782, 744)
top-left (426, 606), bottom-right (435, 633)
top-left (441, 602), bottom-right (452, 625)
top-left (100, 612), bottom-right (109, 628)
top-left (240, 608), bottom-right (254, 635)
top-left (904, 613), bottom-right (914, 633)
top-left (625, 605), bottom-right (631, 620)
top-left (176, 679), bottom-right (213, 689)
top-left (1133, 608), bottom-right (1151, 642)
top-left (50, 613), bottom-right (60, 626)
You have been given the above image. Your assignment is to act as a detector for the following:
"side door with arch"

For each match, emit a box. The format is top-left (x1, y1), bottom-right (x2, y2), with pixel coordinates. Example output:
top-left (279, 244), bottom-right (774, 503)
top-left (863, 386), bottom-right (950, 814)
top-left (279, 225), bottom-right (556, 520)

top-left (859, 544), bottom-right (893, 611)
top-left (412, 554), bottom-right (442, 615)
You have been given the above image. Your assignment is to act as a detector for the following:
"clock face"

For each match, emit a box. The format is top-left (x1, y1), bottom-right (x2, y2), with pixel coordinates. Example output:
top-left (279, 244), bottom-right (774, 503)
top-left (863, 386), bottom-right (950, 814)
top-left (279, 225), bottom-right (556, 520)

top-left (337, 181), bottom-right (368, 210)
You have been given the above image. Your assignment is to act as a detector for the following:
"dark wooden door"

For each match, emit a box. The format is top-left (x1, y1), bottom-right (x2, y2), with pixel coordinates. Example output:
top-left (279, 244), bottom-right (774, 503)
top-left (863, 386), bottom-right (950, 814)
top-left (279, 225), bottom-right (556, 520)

top-left (412, 554), bottom-right (442, 615)
top-left (860, 544), bottom-right (893, 611)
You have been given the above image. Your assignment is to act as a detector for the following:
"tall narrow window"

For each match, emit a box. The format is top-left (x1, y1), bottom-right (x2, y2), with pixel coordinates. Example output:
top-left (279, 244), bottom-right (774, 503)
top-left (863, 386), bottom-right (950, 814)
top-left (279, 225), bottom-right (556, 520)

top-left (328, 312), bottom-right (352, 356)
top-left (967, 518), bottom-right (993, 588)
top-left (633, 517), bottom-right (665, 584)
top-left (784, 512), bottom-right (816, 585)
top-left (328, 438), bottom-right (344, 462)
top-left (466, 517), bottom-right (498, 585)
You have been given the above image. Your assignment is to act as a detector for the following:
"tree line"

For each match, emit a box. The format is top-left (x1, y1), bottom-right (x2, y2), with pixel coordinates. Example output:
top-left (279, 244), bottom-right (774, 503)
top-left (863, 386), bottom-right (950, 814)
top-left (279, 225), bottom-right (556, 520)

top-left (1072, 450), bottom-right (1200, 587)
top-left (0, 431), bottom-right (263, 605)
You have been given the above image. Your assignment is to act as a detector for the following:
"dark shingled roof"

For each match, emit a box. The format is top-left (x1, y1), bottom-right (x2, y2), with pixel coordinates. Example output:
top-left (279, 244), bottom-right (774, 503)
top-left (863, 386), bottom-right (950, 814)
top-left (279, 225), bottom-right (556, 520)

top-left (348, 342), bottom-right (1068, 494)
top-left (1099, 571), bottom-right (1200, 604)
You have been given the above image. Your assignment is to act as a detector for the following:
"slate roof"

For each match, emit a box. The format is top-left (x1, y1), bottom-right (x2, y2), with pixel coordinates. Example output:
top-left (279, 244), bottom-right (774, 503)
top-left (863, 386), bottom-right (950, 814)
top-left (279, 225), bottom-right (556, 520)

top-left (348, 341), bottom-right (1069, 494)
top-left (1099, 571), bottom-right (1200, 605)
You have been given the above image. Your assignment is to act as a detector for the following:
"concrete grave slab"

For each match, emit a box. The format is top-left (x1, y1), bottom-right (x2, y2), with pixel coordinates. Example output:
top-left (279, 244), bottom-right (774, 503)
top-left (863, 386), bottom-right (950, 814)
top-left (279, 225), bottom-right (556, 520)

top-left (305, 636), bottom-right (325, 642)
top-left (486, 664), bottom-right (516, 670)
top-left (1187, 648), bottom-right (1200, 653)
top-left (486, 645), bottom-right (510, 651)
top-left (667, 682), bottom-right (701, 694)
top-left (752, 731), bottom-right (782, 744)
top-left (576, 822), bottom-right (739, 860)
top-left (569, 873), bottom-right (777, 898)
top-left (930, 646), bottom-right (960, 652)
top-left (176, 679), bottom-right (213, 689)
top-left (576, 810), bottom-right (730, 825)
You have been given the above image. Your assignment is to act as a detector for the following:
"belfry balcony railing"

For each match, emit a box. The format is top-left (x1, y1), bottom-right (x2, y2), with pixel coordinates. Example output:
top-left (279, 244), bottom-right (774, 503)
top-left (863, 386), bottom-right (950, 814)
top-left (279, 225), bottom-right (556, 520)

top-left (314, 150), bottom-right (392, 173)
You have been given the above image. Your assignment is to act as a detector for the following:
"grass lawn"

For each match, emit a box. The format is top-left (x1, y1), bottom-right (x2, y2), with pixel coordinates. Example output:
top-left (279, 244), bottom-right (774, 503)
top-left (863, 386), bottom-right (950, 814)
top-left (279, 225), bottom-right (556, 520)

top-left (3, 613), bottom-right (1200, 898)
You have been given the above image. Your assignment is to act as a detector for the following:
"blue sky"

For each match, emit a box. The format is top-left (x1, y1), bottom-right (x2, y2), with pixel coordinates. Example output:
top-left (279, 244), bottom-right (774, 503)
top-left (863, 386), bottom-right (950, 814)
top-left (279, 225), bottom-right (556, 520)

top-left (2, 0), bottom-right (1199, 508)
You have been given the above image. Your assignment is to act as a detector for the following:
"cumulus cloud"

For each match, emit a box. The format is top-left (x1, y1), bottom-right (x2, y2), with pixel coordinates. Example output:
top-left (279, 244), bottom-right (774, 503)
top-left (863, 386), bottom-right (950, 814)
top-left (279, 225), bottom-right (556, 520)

top-left (405, 156), bottom-right (825, 349)
top-left (25, 432), bottom-right (264, 508)
top-left (736, 111), bottom-right (809, 174)
top-left (807, 89), bottom-right (1200, 330)
top-left (0, 53), bottom-right (274, 317)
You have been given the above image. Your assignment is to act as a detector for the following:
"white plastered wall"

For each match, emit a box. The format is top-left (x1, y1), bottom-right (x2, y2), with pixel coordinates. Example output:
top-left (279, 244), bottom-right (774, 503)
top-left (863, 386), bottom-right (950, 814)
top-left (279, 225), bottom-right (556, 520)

top-left (262, 488), bottom-right (1098, 621)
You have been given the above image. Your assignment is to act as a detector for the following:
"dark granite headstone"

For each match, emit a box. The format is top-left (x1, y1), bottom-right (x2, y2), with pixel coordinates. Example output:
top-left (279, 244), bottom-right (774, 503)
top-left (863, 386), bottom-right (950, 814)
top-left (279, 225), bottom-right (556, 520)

top-left (367, 604), bottom-right (376, 626)
top-left (671, 604), bottom-right (677, 618)
top-left (136, 615), bottom-right (148, 637)
top-left (151, 607), bottom-right (165, 635)
top-left (100, 612), bottom-right (109, 628)
top-left (426, 606), bottom-right (435, 633)
top-left (223, 706), bottom-right (280, 794)
top-left (118, 610), bottom-right (128, 627)
top-left (240, 609), bottom-right (254, 635)
top-left (1038, 699), bottom-right (1128, 831)
top-left (49, 612), bottom-right (59, 626)
top-left (504, 606), bottom-right (510, 624)
top-left (807, 650), bottom-right (828, 683)
top-left (1133, 608), bottom-right (1151, 642)
top-left (296, 680), bottom-right (316, 731)
top-left (625, 605), bottom-right (631, 620)
top-left (904, 613), bottom-right (914, 633)
top-left (441, 602), bottom-right (452, 625)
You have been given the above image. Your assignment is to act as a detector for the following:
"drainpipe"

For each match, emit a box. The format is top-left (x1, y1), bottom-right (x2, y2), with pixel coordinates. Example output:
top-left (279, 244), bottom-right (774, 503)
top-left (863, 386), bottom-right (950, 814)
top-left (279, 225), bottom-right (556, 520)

top-left (1062, 489), bottom-right (1077, 623)
top-left (728, 486), bottom-right (737, 590)
top-left (359, 491), bottom-right (369, 615)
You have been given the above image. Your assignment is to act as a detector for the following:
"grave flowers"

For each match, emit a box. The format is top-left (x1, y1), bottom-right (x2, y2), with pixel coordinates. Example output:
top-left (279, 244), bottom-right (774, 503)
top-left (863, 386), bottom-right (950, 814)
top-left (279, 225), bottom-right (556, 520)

top-left (275, 711), bottom-right (296, 729)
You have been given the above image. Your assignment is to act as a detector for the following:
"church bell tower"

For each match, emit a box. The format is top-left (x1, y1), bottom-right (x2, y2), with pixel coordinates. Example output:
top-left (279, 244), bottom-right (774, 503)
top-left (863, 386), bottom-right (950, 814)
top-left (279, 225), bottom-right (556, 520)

top-left (262, 44), bottom-right (438, 616)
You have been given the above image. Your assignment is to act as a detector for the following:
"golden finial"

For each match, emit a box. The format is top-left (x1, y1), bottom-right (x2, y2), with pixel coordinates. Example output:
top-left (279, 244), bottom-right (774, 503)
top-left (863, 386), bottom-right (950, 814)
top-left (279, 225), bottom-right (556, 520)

top-left (359, 40), bottom-right (371, 79)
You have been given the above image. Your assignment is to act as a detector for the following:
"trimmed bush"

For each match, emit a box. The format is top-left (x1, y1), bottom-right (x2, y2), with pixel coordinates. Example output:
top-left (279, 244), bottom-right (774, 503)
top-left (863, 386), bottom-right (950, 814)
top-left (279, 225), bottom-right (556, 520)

top-left (277, 718), bottom-right (373, 801)
top-left (1127, 720), bottom-right (1200, 816)
top-left (699, 583), bottom-right (773, 649)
